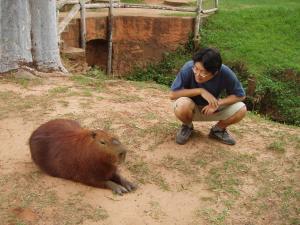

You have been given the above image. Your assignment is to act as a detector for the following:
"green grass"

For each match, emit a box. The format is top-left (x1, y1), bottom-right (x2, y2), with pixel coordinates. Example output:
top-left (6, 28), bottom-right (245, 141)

top-left (48, 86), bottom-right (70, 94)
top-left (71, 67), bottom-right (107, 87)
top-left (127, 0), bottom-right (300, 126)
top-left (0, 75), bottom-right (43, 88)
top-left (126, 159), bottom-right (170, 190)
top-left (127, 45), bottom-right (193, 87)
top-left (162, 155), bottom-right (194, 175)
top-left (267, 140), bottom-right (286, 152)
top-left (200, 0), bottom-right (300, 125)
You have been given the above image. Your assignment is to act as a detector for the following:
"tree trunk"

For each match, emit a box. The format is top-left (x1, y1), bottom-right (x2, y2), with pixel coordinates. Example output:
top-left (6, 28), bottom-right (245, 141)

top-left (0, 0), bottom-right (66, 73)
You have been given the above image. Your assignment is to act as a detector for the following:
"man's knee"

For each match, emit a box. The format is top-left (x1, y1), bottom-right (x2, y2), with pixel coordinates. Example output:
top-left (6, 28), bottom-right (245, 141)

top-left (231, 105), bottom-right (247, 121)
top-left (173, 97), bottom-right (195, 120)
top-left (238, 105), bottom-right (247, 118)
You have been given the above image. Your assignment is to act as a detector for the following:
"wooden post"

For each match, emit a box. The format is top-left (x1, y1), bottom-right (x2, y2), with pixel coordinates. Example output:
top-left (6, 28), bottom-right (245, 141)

top-left (107, 0), bottom-right (113, 76)
top-left (215, 0), bottom-right (219, 8)
top-left (193, 0), bottom-right (203, 48)
top-left (80, 0), bottom-right (86, 49)
top-left (247, 77), bottom-right (256, 97)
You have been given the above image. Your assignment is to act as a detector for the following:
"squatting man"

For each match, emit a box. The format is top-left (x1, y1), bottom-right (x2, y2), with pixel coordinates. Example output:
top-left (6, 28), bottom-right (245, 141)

top-left (170, 48), bottom-right (247, 145)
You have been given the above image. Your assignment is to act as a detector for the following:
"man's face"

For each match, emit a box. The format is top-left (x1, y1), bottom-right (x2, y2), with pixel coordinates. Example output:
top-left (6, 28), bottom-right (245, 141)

top-left (193, 62), bottom-right (213, 83)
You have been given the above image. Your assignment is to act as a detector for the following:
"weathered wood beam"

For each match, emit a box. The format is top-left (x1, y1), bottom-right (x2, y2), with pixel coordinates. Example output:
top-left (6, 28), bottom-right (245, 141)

top-left (58, 4), bottom-right (81, 35)
top-left (215, 0), bottom-right (219, 8)
top-left (193, 0), bottom-right (202, 46)
top-left (57, 0), bottom-right (92, 10)
top-left (202, 7), bottom-right (218, 14)
top-left (85, 3), bottom-right (197, 12)
top-left (57, 0), bottom-right (79, 10)
top-left (107, 0), bottom-right (113, 76)
top-left (80, 0), bottom-right (86, 49)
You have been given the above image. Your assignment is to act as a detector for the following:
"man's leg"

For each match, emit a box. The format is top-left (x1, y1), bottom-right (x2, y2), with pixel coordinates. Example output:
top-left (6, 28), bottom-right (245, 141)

top-left (173, 97), bottom-right (195, 144)
top-left (216, 106), bottom-right (247, 129)
top-left (209, 105), bottom-right (247, 145)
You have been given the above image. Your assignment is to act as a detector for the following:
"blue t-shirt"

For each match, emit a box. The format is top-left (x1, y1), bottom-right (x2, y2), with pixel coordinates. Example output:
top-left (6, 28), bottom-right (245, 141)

top-left (171, 60), bottom-right (245, 106)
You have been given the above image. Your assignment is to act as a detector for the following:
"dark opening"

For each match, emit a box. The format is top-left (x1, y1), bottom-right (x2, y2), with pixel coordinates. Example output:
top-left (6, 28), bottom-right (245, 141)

top-left (86, 39), bottom-right (108, 72)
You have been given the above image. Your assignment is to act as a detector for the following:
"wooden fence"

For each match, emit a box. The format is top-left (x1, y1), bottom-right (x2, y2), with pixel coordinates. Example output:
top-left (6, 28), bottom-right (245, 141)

top-left (56, 0), bottom-right (219, 75)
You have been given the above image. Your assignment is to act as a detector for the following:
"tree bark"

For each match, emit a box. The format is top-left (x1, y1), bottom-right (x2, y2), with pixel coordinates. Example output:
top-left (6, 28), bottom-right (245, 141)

top-left (0, 0), bottom-right (66, 73)
top-left (0, 0), bottom-right (32, 72)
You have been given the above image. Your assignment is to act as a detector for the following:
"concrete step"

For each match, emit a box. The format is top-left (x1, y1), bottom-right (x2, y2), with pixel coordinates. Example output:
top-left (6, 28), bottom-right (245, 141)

top-left (61, 47), bottom-right (86, 60)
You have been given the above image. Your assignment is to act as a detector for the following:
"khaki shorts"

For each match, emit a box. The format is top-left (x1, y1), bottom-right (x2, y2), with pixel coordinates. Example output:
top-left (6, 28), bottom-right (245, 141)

top-left (173, 97), bottom-right (245, 121)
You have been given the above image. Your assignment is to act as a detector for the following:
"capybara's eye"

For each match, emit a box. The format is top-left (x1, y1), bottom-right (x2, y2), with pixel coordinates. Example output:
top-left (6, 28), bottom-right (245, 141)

top-left (99, 140), bottom-right (106, 145)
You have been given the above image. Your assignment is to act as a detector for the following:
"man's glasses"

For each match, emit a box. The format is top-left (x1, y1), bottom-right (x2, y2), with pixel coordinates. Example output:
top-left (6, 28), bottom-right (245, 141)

top-left (192, 65), bottom-right (210, 78)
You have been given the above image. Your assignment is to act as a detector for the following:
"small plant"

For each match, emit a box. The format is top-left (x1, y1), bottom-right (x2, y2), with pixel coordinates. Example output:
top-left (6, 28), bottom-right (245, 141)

top-left (49, 86), bottom-right (69, 94)
top-left (267, 140), bottom-right (286, 152)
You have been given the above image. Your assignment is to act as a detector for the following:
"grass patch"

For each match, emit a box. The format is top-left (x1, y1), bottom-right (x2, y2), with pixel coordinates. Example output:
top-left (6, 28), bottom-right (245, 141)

top-left (127, 80), bottom-right (170, 91)
top-left (126, 159), bottom-right (170, 190)
top-left (161, 155), bottom-right (193, 175)
top-left (48, 86), bottom-right (70, 95)
top-left (205, 153), bottom-right (255, 197)
top-left (0, 75), bottom-right (43, 88)
top-left (267, 140), bottom-right (286, 152)
top-left (0, 91), bottom-right (54, 119)
top-left (112, 94), bottom-right (143, 103)
top-left (201, 0), bottom-right (300, 125)
top-left (127, 0), bottom-right (300, 126)
top-left (127, 45), bottom-right (192, 87)
top-left (198, 208), bottom-right (229, 225)
top-left (0, 171), bottom-right (109, 225)
top-left (71, 67), bottom-right (107, 87)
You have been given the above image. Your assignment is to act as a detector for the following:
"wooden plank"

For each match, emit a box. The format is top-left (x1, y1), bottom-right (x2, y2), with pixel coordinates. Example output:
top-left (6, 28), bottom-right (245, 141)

top-left (80, 0), bottom-right (86, 49)
top-left (107, 0), bottom-right (114, 76)
top-left (57, 0), bottom-right (92, 10)
top-left (202, 7), bottom-right (218, 14)
top-left (193, 0), bottom-right (202, 46)
top-left (58, 4), bottom-right (81, 35)
top-left (85, 3), bottom-right (197, 12)
top-left (57, 0), bottom-right (79, 10)
top-left (215, 0), bottom-right (219, 8)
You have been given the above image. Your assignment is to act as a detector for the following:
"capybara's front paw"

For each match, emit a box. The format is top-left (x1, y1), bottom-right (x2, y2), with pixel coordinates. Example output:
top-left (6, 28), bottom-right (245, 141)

top-left (106, 181), bottom-right (132, 195)
top-left (121, 180), bottom-right (137, 192)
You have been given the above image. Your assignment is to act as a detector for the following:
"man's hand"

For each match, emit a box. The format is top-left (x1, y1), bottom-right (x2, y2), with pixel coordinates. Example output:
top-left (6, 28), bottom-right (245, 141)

top-left (199, 88), bottom-right (218, 108)
top-left (201, 104), bottom-right (218, 115)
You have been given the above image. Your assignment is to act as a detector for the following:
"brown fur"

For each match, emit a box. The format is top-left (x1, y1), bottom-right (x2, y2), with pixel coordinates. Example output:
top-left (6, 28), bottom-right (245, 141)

top-left (29, 119), bottom-right (135, 193)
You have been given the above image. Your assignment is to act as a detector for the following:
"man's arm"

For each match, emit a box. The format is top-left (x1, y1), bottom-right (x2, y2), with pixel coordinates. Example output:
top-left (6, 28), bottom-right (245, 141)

top-left (218, 95), bottom-right (246, 107)
top-left (201, 95), bottom-right (245, 115)
top-left (170, 88), bottom-right (219, 108)
top-left (170, 88), bottom-right (202, 100)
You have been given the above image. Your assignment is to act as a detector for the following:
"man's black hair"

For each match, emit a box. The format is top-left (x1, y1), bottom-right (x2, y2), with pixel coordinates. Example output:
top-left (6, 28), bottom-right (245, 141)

top-left (192, 48), bottom-right (222, 74)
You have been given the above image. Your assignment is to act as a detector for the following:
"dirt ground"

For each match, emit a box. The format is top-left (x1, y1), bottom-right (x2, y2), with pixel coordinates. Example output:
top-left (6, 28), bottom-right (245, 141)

top-left (0, 71), bottom-right (299, 225)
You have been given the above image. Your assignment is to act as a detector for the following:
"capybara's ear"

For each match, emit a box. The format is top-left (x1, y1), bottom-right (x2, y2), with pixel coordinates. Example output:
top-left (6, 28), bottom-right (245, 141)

top-left (91, 131), bottom-right (97, 139)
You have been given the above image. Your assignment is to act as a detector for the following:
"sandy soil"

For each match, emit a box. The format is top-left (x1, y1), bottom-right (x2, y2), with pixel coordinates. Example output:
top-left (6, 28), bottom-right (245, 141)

top-left (0, 74), bottom-right (299, 225)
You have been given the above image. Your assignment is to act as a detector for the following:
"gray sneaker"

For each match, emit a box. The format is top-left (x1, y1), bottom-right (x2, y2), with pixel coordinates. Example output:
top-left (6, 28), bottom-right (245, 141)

top-left (209, 126), bottom-right (236, 145)
top-left (176, 124), bottom-right (194, 145)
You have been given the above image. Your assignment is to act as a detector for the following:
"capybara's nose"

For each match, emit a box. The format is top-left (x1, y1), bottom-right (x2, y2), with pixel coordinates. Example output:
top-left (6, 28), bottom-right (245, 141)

top-left (118, 150), bottom-right (127, 162)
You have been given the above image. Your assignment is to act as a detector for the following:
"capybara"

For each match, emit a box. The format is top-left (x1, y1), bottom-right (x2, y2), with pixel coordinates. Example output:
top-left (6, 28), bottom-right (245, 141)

top-left (29, 119), bottom-right (136, 195)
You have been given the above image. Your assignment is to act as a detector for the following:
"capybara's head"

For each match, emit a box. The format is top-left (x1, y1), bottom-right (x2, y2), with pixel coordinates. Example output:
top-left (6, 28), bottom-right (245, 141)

top-left (91, 129), bottom-right (127, 164)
